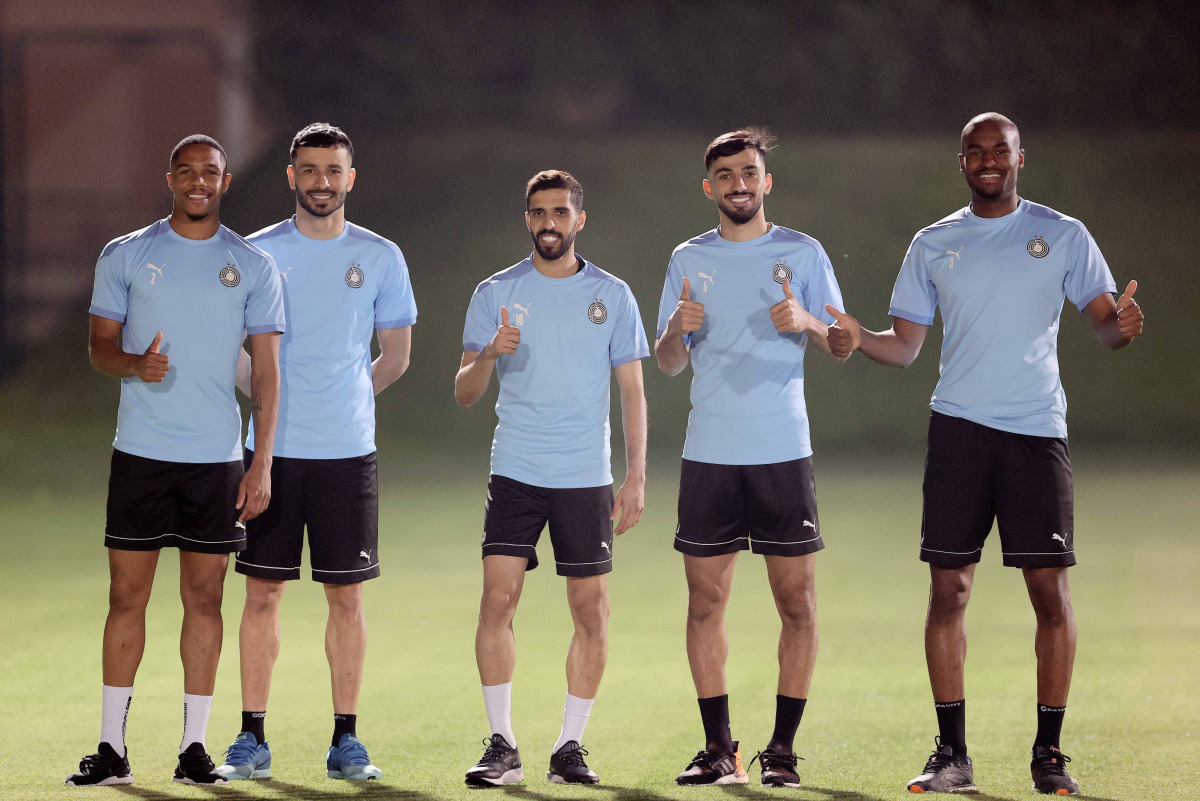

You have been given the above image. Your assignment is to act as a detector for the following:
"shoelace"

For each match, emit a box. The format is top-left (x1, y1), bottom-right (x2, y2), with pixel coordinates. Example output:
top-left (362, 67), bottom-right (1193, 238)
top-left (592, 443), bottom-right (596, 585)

top-left (225, 736), bottom-right (261, 765)
top-left (180, 750), bottom-right (216, 771)
top-left (686, 749), bottom-right (720, 770)
top-left (749, 749), bottom-right (801, 772)
top-left (1035, 749), bottom-right (1073, 777)
top-left (557, 744), bottom-right (590, 766)
top-left (921, 737), bottom-right (957, 774)
top-left (79, 752), bottom-right (114, 772)
top-left (336, 737), bottom-right (371, 764)
top-left (479, 737), bottom-right (511, 763)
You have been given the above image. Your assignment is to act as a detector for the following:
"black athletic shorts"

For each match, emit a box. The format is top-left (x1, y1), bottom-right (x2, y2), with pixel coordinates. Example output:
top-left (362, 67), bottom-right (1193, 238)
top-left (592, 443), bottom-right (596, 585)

top-left (104, 448), bottom-right (246, 554)
top-left (674, 458), bottom-right (824, 558)
top-left (481, 475), bottom-right (614, 577)
top-left (235, 451), bottom-right (379, 585)
top-left (921, 412), bottom-right (1075, 569)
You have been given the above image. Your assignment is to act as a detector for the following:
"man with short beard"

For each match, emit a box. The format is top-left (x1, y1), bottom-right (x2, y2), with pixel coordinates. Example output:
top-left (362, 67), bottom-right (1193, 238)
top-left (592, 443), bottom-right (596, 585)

top-left (214, 123), bottom-right (416, 782)
top-left (455, 170), bottom-right (648, 787)
top-left (655, 129), bottom-right (847, 788)
top-left (68, 135), bottom-right (284, 787)
top-left (825, 113), bottom-right (1143, 795)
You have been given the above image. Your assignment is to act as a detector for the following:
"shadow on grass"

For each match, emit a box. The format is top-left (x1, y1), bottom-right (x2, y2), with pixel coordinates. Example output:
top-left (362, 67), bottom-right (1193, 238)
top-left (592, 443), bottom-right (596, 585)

top-left (722, 784), bottom-right (890, 801)
top-left (501, 784), bottom-right (676, 801)
top-left (115, 783), bottom-right (255, 800)
top-left (113, 779), bottom-right (439, 801)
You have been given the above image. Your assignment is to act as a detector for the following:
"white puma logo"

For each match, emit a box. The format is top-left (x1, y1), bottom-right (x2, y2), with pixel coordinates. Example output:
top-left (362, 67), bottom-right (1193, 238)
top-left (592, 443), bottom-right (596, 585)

top-left (234, 521), bottom-right (246, 530)
top-left (600, 542), bottom-right (610, 553)
top-left (802, 520), bottom-right (817, 529)
top-left (360, 550), bottom-right (372, 560)
top-left (278, 265), bottom-right (292, 282)
top-left (145, 262), bottom-right (165, 284)
top-left (1051, 533), bottom-right (1067, 546)
top-left (697, 271), bottom-right (716, 293)
top-left (513, 302), bottom-right (531, 317)
top-left (945, 247), bottom-right (964, 269)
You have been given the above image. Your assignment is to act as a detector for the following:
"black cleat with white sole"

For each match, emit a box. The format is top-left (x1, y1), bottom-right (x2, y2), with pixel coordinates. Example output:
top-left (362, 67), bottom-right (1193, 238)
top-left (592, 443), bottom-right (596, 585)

top-left (1031, 744), bottom-right (1080, 795)
top-left (547, 740), bottom-right (599, 784)
top-left (906, 737), bottom-right (975, 793)
top-left (750, 743), bottom-right (802, 788)
top-left (65, 742), bottom-right (134, 787)
top-left (465, 733), bottom-right (524, 786)
top-left (173, 742), bottom-right (228, 785)
top-left (675, 741), bottom-right (749, 785)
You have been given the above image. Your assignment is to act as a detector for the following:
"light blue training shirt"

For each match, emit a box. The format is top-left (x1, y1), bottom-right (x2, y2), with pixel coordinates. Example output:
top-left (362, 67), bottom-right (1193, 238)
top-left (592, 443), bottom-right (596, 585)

top-left (462, 256), bottom-right (649, 488)
top-left (89, 219), bottom-right (285, 463)
top-left (656, 225), bottom-right (844, 465)
top-left (889, 199), bottom-right (1117, 438)
top-left (246, 218), bottom-right (417, 459)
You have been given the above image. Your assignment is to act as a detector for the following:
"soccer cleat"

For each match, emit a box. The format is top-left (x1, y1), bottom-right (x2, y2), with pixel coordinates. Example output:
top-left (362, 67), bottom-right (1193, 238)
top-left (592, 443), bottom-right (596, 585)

top-left (465, 733), bottom-right (524, 786)
top-left (173, 742), bottom-right (228, 785)
top-left (65, 742), bottom-right (134, 787)
top-left (675, 741), bottom-right (749, 785)
top-left (1031, 745), bottom-right (1080, 795)
top-left (547, 740), bottom-right (599, 784)
top-left (216, 731), bottom-right (272, 780)
top-left (326, 733), bottom-right (382, 780)
top-left (749, 743), bottom-right (802, 788)
top-left (906, 737), bottom-right (975, 793)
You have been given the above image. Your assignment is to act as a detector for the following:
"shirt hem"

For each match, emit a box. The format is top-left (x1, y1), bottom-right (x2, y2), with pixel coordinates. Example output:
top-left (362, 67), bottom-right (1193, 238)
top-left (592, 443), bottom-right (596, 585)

top-left (376, 316), bottom-right (416, 330)
top-left (89, 306), bottom-right (126, 323)
top-left (889, 307), bottom-right (934, 326)
top-left (246, 323), bottom-right (285, 335)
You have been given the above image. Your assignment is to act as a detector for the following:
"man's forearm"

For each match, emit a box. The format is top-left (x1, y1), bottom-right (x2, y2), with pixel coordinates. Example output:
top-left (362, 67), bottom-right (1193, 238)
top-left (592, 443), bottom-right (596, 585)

top-left (655, 333), bottom-right (690, 376)
top-left (89, 337), bottom-right (138, 378)
top-left (249, 362), bottom-right (280, 459)
top-left (455, 351), bottom-right (497, 407)
top-left (620, 388), bottom-right (648, 481)
top-left (858, 327), bottom-right (921, 367)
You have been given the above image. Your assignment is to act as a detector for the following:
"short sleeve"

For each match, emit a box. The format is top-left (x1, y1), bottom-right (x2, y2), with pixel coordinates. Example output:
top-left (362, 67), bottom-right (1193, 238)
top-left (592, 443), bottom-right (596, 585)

top-left (888, 237), bottom-right (938, 325)
top-left (1064, 224), bottom-right (1117, 311)
top-left (245, 255), bottom-right (286, 335)
top-left (89, 248), bottom-right (129, 322)
top-left (462, 285), bottom-right (495, 353)
top-left (800, 244), bottom-right (844, 326)
top-left (609, 284), bottom-right (650, 366)
top-left (375, 245), bottom-right (418, 329)
top-left (656, 253), bottom-right (691, 346)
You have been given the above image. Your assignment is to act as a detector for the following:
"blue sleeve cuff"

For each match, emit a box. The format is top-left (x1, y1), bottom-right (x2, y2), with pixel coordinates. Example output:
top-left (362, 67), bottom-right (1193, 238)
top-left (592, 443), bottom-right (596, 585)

top-left (246, 324), bottom-right (285, 336)
top-left (463, 341), bottom-right (486, 353)
top-left (889, 307), bottom-right (935, 326)
top-left (376, 316), bottom-right (416, 330)
top-left (611, 349), bottom-right (650, 367)
top-left (1075, 284), bottom-right (1117, 312)
top-left (89, 305), bottom-right (126, 323)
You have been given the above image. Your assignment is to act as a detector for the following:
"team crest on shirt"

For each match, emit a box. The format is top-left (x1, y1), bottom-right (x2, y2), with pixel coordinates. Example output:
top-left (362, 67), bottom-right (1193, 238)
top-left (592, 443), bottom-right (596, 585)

top-left (219, 263), bottom-right (240, 287)
top-left (588, 300), bottom-right (607, 324)
top-left (1027, 237), bottom-right (1050, 258)
top-left (345, 263), bottom-right (364, 288)
top-left (772, 262), bottom-right (792, 284)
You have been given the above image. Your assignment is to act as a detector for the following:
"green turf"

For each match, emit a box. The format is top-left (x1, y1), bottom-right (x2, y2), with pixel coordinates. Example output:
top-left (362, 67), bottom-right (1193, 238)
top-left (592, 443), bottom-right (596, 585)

top-left (2, 465), bottom-right (1198, 800)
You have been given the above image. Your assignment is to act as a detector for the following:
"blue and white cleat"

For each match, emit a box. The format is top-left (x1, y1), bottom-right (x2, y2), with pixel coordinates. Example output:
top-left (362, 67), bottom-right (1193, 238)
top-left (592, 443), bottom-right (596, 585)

top-left (216, 732), bottom-right (272, 780)
top-left (327, 734), bottom-right (382, 780)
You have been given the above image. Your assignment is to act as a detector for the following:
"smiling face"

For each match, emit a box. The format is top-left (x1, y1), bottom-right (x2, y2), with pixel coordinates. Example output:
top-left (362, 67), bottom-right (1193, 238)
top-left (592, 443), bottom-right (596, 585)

top-left (703, 148), bottom-right (772, 226)
top-left (166, 144), bottom-right (230, 222)
top-left (959, 119), bottom-right (1024, 203)
top-left (288, 145), bottom-right (355, 219)
top-left (525, 187), bottom-right (585, 261)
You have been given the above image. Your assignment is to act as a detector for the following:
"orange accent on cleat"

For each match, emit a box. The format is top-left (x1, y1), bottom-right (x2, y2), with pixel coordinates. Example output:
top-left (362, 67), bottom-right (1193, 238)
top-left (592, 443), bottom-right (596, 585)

top-left (1055, 790), bottom-right (1069, 795)
top-left (909, 787), bottom-right (925, 794)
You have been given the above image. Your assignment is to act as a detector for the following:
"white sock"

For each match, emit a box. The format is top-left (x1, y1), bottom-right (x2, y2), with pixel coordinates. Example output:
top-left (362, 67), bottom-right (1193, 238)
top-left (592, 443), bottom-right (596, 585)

top-left (180, 693), bottom-right (213, 753)
top-left (553, 693), bottom-right (595, 752)
top-left (100, 685), bottom-right (133, 755)
top-left (481, 683), bottom-right (516, 747)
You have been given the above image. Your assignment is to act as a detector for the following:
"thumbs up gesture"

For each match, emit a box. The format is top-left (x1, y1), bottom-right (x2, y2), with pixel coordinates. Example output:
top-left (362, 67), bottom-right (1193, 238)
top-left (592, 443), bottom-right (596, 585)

top-left (770, 279), bottom-right (815, 334)
top-left (825, 305), bottom-right (862, 359)
top-left (135, 331), bottom-right (169, 383)
top-left (486, 306), bottom-right (522, 358)
top-left (1115, 280), bottom-right (1143, 342)
top-left (668, 276), bottom-right (705, 336)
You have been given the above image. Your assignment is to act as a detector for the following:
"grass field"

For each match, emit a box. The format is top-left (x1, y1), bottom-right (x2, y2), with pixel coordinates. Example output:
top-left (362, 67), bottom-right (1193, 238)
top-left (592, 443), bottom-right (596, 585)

top-left (2, 463), bottom-right (1197, 800)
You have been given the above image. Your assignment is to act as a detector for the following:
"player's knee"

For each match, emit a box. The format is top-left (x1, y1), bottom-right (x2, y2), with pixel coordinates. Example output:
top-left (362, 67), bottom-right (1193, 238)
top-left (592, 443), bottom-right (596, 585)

top-left (686, 586), bottom-right (728, 625)
top-left (181, 582), bottom-right (224, 617)
top-left (479, 586), bottom-right (519, 625)
top-left (570, 594), bottom-right (609, 638)
top-left (775, 586), bottom-right (816, 629)
top-left (108, 582), bottom-right (152, 616)
top-left (245, 579), bottom-right (285, 615)
top-left (1031, 594), bottom-right (1074, 629)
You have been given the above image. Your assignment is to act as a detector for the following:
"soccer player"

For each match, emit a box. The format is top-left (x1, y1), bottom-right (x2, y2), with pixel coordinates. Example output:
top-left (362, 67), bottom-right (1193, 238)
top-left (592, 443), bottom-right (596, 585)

top-left (67, 136), bottom-right (284, 787)
top-left (655, 129), bottom-right (846, 788)
top-left (825, 113), bottom-right (1144, 795)
top-left (214, 123), bottom-right (415, 782)
top-left (455, 170), bottom-right (648, 786)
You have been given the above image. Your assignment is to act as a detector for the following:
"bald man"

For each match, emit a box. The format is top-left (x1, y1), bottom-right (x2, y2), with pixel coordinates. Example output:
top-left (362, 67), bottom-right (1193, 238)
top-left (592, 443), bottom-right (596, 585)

top-left (826, 113), bottom-right (1143, 795)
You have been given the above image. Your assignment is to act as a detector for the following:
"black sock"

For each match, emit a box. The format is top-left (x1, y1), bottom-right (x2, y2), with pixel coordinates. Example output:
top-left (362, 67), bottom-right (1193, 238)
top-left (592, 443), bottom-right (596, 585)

top-left (697, 695), bottom-right (735, 754)
top-left (1035, 704), bottom-right (1066, 748)
top-left (241, 711), bottom-right (266, 744)
top-left (332, 714), bottom-right (357, 747)
top-left (769, 695), bottom-right (807, 753)
top-left (935, 699), bottom-right (967, 755)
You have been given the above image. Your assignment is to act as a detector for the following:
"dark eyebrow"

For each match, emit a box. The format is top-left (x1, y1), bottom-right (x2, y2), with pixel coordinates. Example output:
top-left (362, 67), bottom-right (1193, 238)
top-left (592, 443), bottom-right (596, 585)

top-left (174, 161), bottom-right (223, 170)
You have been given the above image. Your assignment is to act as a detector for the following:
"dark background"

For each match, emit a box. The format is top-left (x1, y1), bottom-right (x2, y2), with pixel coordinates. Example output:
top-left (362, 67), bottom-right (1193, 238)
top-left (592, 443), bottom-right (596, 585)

top-left (2, 0), bottom-right (1197, 489)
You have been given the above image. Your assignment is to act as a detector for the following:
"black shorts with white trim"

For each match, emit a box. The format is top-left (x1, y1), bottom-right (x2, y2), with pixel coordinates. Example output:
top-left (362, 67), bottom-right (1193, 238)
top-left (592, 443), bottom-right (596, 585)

top-left (921, 412), bottom-right (1075, 569)
top-left (674, 457), bottom-right (824, 558)
top-left (235, 451), bottom-right (380, 584)
top-left (481, 474), bottom-right (614, 578)
top-left (104, 448), bottom-right (246, 554)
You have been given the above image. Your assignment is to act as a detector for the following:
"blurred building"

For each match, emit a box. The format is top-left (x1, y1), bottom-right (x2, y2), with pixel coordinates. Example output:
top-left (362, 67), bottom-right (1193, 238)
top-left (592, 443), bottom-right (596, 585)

top-left (0, 0), bottom-right (272, 373)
